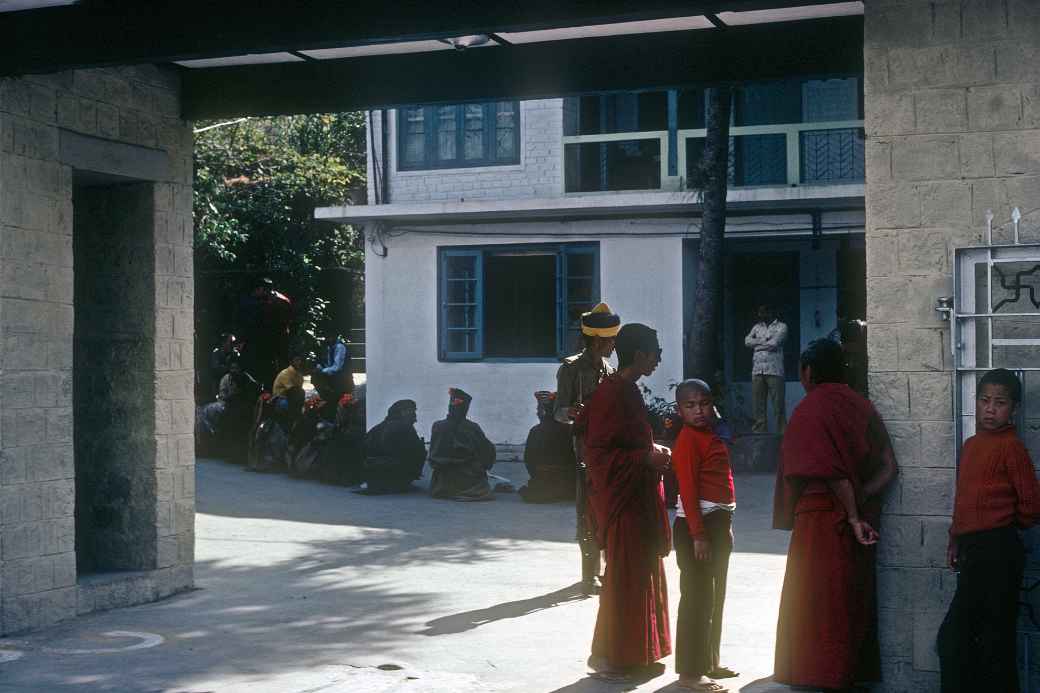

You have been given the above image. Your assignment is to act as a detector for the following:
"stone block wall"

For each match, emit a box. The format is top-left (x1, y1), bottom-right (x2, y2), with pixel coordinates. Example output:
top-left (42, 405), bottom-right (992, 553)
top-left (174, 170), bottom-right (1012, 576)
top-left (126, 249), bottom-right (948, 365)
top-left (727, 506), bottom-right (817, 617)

top-left (864, 1), bottom-right (1040, 689)
top-left (0, 65), bottom-right (194, 635)
top-left (366, 99), bottom-right (564, 204)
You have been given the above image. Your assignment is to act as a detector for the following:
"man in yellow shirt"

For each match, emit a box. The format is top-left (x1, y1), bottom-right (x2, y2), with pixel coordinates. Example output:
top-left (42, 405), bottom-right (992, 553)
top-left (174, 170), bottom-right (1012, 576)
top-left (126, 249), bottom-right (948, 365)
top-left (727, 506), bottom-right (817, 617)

top-left (272, 354), bottom-right (306, 399)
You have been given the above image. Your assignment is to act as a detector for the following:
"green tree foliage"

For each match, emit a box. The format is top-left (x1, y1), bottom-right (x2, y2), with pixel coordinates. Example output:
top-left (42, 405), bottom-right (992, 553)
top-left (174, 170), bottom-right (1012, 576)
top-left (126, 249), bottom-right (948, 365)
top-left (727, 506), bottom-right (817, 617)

top-left (193, 113), bottom-right (366, 355)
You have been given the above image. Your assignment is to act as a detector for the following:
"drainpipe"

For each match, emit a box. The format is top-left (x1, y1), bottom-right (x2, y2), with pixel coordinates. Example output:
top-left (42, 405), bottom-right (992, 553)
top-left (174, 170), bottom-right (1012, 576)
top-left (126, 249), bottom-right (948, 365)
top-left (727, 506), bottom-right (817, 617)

top-left (380, 109), bottom-right (390, 205)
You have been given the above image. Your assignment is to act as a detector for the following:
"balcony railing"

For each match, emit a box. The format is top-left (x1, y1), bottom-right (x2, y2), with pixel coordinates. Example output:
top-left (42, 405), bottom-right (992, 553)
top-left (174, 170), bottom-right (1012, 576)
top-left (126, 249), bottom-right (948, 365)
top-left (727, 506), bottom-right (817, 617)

top-left (562, 119), bottom-right (865, 194)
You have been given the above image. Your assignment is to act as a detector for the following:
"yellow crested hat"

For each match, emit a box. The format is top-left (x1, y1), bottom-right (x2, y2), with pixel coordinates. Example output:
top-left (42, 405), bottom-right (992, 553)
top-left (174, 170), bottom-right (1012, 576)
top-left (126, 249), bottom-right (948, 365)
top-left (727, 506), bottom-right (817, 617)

top-left (581, 302), bottom-right (621, 338)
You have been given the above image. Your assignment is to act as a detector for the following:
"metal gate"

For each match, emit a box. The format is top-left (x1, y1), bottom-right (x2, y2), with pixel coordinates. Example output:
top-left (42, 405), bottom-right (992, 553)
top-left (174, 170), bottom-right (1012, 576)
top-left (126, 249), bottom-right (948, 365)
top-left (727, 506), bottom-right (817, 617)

top-left (947, 207), bottom-right (1040, 689)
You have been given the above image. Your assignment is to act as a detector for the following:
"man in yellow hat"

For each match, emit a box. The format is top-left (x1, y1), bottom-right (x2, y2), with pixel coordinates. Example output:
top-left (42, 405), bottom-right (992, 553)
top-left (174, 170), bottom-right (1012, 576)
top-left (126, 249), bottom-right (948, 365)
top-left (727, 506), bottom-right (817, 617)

top-left (554, 302), bottom-right (621, 594)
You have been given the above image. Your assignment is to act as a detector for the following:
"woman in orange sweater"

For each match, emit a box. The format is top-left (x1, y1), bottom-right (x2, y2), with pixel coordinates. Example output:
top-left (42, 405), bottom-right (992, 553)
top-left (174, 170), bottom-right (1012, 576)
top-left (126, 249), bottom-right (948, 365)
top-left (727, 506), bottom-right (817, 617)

top-left (672, 379), bottom-right (737, 692)
top-left (938, 368), bottom-right (1040, 693)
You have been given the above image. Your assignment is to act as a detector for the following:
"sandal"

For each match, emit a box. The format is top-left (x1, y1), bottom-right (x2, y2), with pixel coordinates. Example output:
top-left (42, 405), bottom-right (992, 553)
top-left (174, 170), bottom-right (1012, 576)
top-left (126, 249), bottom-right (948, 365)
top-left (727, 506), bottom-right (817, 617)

top-left (677, 680), bottom-right (729, 692)
top-left (707, 666), bottom-right (739, 679)
top-left (589, 671), bottom-right (631, 682)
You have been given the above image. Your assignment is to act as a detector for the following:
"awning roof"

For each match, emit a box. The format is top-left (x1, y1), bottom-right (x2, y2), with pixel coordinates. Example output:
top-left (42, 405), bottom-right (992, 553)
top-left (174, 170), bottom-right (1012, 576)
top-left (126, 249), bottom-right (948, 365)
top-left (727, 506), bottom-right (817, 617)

top-left (1, 1), bottom-right (864, 118)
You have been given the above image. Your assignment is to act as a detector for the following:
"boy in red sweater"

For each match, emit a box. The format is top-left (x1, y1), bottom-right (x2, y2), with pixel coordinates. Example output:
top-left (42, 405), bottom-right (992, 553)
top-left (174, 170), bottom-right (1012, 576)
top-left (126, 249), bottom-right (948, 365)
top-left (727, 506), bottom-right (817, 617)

top-left (672, 379), bottom-right (737, 692)
top-left (938, 368), bottom-right (1040, 693)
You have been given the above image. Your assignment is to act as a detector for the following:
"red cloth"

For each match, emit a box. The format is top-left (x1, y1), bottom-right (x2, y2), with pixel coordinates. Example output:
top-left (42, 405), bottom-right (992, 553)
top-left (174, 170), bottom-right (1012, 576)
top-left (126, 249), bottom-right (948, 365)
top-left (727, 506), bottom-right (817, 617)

top-left (773, 382), bottom-right (886, 689)
top-left (951, 426), bottom-right (1040, 537)
top-left (672, 425), bottom-right (734, 539)
top-left (773, 383), bottom-right (881, 530)
top-left (583, 374), bottom-right (671, 668)
top-left (774, 493), bottom-right (879, 689)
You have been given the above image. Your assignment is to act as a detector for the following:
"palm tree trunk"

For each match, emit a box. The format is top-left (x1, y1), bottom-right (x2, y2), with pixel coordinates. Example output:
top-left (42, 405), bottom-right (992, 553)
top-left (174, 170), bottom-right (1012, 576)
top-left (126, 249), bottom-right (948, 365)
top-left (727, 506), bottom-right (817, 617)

top-left (686, 86), bottom-right (732, 380)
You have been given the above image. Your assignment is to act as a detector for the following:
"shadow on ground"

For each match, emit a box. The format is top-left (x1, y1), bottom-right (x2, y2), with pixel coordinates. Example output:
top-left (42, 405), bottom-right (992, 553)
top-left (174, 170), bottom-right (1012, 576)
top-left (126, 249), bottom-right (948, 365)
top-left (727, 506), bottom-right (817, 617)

top-left (0, 461), bottom-right (789, 692)
top-left (421, 582), bottom-right (588, 635)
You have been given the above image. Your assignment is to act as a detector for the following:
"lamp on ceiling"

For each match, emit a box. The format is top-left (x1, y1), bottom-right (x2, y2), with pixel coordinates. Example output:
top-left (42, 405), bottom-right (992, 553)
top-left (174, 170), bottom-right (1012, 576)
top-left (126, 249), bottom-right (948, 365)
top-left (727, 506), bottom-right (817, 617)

top-left (447, 34), bottom-right (491, 50)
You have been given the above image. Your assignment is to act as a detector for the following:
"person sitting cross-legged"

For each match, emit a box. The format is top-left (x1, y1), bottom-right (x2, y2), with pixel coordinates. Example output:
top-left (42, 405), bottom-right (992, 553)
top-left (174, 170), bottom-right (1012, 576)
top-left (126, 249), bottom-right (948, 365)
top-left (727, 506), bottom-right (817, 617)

top-left (519, 391), bottom-right (576, 504)
top-left (428, 388), bottom-right (496, 502)
top-left (361, 399), bottom-right (427, 494)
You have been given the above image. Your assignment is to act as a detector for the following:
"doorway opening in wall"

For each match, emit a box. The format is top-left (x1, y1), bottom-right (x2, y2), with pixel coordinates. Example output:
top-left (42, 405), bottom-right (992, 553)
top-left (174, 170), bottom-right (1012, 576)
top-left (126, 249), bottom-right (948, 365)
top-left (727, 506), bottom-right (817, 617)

top-left (484, 252), bottom-right (557, 358)
top-left (729, 251), bottom-right (801, 382)
top-left (73, 175), bottom-right (158, 576)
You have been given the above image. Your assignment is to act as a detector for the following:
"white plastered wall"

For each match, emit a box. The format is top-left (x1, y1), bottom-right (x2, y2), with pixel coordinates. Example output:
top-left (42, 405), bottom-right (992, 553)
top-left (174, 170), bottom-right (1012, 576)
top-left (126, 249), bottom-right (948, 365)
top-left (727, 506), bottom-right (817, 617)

top-left (365, 220), bottom-right (684, 444)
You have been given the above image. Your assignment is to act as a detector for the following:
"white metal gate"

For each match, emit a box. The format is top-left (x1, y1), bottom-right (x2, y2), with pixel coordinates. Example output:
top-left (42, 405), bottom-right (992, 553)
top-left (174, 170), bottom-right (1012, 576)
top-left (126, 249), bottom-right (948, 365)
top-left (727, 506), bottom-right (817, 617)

top-left (948, 208), bottom-right (1040, 689)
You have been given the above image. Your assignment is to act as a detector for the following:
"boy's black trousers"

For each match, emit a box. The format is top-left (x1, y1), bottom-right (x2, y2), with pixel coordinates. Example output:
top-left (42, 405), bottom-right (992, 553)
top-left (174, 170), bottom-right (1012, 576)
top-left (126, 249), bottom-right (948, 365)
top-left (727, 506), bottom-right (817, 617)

top-left (673, 510), bottom-right (733, 677)
top-left (937, 525), bottom-right (1024, 693)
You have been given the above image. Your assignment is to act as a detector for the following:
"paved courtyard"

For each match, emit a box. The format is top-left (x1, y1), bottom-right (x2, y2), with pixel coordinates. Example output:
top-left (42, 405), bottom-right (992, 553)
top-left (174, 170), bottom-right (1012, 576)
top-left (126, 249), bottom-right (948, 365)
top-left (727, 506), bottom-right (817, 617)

top-left (0, 460), bottom-right (791, 692)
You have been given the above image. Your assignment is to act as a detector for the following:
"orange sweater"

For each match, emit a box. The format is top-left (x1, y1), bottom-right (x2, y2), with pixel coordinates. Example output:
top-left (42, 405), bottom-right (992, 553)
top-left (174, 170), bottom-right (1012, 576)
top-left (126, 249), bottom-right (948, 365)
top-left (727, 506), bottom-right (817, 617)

top-left (672, 424), bottom-right (735, 539)
top-left (951, 426), bottom-right (1040, 538)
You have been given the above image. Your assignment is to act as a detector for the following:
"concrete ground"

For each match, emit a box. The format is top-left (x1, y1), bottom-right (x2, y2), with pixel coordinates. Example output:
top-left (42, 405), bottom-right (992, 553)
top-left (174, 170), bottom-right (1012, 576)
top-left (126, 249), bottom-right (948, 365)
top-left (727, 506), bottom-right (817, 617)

top-left (0, 460), bottom-right (795, 693)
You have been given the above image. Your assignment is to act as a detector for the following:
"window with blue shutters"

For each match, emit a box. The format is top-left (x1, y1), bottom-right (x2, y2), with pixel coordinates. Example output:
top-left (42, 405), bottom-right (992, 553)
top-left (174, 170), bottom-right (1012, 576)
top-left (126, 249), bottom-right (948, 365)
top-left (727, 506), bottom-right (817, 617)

top-left (398, 101), bottom-right (520, 171)
top-left (438, 243), bottom-right (600, 362)
top-left (440, 249), bottom-right (483, 360)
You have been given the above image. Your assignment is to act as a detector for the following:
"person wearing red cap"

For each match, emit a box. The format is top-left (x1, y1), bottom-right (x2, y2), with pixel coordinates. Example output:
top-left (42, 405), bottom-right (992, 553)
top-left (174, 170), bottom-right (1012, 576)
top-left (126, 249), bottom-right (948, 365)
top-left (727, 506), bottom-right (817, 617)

top-left (519, 391), bottom-right (576, 503)
top-left (428, 388), bottom-right (496, 501)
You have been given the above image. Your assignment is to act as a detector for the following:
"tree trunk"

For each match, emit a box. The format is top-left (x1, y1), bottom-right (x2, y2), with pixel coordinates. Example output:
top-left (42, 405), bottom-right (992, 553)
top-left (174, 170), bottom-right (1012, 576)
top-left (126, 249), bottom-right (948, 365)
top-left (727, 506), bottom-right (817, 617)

top-left (686, 86), bottom-right (732, 381)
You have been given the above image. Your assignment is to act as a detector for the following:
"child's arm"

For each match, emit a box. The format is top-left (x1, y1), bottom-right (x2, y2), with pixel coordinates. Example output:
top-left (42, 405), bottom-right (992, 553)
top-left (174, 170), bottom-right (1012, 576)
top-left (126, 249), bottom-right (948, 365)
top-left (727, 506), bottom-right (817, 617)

top-left (1008, 441), bottom-right (1040, 528)
top-left (674, 435), bottom-right (706, 542)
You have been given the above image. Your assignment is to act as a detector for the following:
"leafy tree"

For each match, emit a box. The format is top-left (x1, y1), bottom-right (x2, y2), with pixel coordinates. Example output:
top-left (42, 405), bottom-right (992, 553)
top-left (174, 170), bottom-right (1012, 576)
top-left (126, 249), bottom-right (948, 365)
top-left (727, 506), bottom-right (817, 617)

top-left (193, 113), bottom-right (367, 360)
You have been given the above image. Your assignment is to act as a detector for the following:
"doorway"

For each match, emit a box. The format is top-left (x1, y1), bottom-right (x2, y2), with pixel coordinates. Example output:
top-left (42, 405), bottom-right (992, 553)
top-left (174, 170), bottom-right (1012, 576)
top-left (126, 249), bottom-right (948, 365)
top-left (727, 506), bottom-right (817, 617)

top-left (73, 181), bottom-right (158, 574)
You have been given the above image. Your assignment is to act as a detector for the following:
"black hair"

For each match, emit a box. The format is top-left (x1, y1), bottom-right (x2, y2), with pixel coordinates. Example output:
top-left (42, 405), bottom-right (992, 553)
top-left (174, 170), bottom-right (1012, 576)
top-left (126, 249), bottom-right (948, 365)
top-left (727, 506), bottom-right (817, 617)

top-left (799, 338), bottom-right (845, 384)
top-left (675, 378), bottom-right (712, 402)
top-left (978, 368), bottom-right (1022, 403)
top-left (615, 323), bottom-right (658, 369)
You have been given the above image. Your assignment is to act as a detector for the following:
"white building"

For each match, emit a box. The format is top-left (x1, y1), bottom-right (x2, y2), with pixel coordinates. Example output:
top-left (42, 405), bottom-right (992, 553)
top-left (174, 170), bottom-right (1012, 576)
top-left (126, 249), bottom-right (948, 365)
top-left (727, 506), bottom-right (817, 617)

top-left (319, 80), bottom-right (867, 444)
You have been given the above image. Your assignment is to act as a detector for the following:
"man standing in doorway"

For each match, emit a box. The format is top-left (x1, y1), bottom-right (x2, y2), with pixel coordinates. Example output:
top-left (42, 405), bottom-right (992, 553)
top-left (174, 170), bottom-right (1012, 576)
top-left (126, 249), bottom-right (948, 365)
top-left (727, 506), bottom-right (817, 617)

top-left (744, 303), bottom-right (788, 434)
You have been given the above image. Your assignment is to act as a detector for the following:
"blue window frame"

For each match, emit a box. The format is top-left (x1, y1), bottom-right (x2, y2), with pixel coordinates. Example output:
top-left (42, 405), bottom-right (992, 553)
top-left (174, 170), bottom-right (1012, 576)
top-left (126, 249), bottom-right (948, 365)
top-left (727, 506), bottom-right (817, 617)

top-left (398, 101), bottom-right (521, 171)
top-left (439, 243), bottom-right (600, 362)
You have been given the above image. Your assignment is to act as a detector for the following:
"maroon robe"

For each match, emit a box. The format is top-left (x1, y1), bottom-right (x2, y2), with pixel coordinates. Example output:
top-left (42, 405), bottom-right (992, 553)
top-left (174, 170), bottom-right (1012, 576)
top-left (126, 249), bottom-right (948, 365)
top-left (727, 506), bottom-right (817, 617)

top-left (583, 374), bottom-right (672, 668)
top-left (773, 383), bottom-right (888, 689)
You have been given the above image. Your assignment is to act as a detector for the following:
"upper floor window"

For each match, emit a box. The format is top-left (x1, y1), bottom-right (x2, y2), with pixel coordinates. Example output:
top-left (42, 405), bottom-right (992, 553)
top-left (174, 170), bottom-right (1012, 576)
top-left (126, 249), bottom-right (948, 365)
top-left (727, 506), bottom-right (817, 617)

top-left (438, 243), bottom-right (599, 361)
top-left (398, 102), bottom-right (520, 171)
top-left (563, 76), bottom-right (864, 192)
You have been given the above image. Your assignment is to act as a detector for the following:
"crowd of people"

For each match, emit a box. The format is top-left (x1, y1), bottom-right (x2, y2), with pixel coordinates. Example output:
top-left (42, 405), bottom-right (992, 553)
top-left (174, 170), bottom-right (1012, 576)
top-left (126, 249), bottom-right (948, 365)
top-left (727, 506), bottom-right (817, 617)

top-left (555, 304), bottom-right (1036, 693)
top-left (195, 292), bottom-right (1037, 692)
top-left (195, 329), bottom-right (508, 500)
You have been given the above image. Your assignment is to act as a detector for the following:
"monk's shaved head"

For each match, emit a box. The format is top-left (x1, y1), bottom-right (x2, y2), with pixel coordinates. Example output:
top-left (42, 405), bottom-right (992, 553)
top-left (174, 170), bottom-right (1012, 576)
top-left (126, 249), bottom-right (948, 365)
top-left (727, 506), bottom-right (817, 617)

top-left (675, 378), bottom-right (712, 402)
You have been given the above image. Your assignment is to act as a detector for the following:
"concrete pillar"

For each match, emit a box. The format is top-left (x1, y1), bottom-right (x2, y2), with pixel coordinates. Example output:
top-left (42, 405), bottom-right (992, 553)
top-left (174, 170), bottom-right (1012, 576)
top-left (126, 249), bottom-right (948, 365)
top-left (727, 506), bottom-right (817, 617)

top-left (864, 0), bottom-right (1040, 689)
top-left (0, 65), bottom-right (194, 635)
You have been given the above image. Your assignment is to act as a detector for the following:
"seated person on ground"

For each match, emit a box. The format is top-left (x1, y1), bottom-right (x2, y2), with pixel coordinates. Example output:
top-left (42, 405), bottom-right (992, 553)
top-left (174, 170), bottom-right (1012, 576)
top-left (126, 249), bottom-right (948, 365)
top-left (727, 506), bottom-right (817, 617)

top-left (313, 334), bottom-right (351, 400)
top-left (272, 353), bottom-right (308, 417)
top-left (197, 356), bottom-right (259, 461)
top-left (248, 392), bottom-right (290, 473)
top-left (290, 393), bottom-right (364, 484)
top-left (362, 399), bottom-right (427, 494)
top-left (519, 391), bottom-right (576, 503)
top-left (207, 332), bottom-right (240, 399)
top-left (428, 388), bottom-right (497, 501)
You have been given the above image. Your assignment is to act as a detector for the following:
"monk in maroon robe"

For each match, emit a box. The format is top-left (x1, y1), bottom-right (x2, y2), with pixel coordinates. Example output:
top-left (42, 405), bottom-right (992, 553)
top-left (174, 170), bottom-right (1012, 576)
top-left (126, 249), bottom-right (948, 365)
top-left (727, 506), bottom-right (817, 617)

top-left (583, 323), bottom-right (672, 677)
top-left (773, 339), bottom-right (898, 691)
